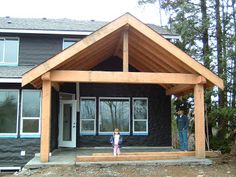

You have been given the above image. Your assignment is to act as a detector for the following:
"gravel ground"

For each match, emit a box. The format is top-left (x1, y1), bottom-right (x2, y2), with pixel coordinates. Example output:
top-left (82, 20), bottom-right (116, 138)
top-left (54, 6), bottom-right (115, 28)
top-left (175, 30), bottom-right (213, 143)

top-left (0, 156), bottom-right (235, 177)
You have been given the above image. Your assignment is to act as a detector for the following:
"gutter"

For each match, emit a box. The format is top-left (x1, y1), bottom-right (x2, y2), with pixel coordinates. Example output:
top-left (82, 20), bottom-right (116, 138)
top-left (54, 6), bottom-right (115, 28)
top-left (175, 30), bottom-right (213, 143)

top-left (0, 29), bottom-right (181, 40)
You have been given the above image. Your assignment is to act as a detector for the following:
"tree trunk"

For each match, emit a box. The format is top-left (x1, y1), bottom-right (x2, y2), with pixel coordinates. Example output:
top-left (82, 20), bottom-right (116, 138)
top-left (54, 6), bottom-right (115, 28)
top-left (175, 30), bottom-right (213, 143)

top-left (215, 0), bottom-right (226, 107)
top-left (232, 0), bottom-right (236, 107)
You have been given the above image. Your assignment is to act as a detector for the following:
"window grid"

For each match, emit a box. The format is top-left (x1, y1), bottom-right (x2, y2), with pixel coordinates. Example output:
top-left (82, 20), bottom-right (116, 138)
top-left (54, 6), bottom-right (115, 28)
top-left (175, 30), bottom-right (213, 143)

top-left (80, 97), bottom-right (96, 135)
top-left (132, 98), bottom-right (148, 135)
top-left (98, 97), bottom-right (130, 135)
top-left (0, 37), bottom-right (19, 65)
top-left (20, 90), bottom-right (41, 136)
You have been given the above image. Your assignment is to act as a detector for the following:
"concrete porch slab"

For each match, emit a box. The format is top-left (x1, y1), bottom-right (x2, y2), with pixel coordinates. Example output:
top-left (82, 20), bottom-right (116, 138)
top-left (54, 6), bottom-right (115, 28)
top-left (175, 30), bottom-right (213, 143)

top-left (24, 147), bottom-right (212, 169)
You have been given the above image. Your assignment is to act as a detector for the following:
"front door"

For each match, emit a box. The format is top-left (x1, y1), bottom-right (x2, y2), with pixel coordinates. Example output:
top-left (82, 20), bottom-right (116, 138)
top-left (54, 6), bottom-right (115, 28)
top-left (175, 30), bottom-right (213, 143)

top-left (58, 100), bottom-right (76, 147)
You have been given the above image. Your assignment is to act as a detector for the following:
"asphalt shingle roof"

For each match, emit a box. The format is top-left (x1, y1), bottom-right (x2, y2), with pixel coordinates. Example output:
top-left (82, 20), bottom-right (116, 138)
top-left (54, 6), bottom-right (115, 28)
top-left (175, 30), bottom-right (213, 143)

top-left (0, 66), bottom-right (34, 78)
top-left (0, 16), bottom-right (178, 36)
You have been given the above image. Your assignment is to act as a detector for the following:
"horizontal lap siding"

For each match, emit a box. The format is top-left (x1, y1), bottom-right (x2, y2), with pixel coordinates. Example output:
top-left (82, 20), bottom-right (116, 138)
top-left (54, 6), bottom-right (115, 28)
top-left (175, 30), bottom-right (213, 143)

top-left (18, 35), bottom-right (62, 65)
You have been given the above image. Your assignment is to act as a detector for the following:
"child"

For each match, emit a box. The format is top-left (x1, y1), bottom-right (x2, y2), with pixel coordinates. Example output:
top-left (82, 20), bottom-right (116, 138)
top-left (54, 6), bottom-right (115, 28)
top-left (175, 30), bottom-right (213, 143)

top-left (110, 128), bottom-right (123, 156)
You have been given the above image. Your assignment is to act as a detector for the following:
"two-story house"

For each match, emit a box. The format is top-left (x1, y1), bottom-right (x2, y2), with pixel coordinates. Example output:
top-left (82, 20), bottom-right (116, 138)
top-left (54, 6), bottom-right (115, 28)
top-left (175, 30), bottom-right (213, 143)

top-left (0, 13), bottom-right (223, 168)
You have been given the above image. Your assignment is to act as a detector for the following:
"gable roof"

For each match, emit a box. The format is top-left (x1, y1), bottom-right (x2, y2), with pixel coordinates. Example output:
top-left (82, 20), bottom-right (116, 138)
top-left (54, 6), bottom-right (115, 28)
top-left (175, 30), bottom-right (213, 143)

top-left (22, 13), bottom-right (224, 93)
top-left (0, 16), bottom-right (178, 38)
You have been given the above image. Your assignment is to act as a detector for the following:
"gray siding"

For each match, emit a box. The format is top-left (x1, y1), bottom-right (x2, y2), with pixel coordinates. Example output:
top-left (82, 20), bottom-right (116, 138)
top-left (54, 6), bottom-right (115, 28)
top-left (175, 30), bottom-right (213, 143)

top-left (19, 35), bottom-right (62, 65)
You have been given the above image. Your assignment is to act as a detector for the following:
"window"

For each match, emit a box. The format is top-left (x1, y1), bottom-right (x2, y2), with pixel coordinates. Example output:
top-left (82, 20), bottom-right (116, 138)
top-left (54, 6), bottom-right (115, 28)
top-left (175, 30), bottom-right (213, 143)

top-left (21, 90), bottom-right (41, 137)
top-left (80, 97), bottom-right (96, 135)
top-left (99, 98), bottom-right (130, 135)
top-left (0, 37), bottom-right (19, 65)
top-left (0, 90), bottom-right (19, 137)
top-left (133, 98), bottom-right (148, 135)
top-left (62, 38), bottom-right (80, 50)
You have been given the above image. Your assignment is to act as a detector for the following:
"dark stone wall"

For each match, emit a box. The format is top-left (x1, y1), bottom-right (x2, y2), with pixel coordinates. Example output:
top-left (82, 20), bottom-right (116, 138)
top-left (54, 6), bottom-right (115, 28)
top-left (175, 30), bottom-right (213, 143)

top-left (0, 138), bottom-right (40, 167)
top-left (79, 83), bottom-right (171, 147)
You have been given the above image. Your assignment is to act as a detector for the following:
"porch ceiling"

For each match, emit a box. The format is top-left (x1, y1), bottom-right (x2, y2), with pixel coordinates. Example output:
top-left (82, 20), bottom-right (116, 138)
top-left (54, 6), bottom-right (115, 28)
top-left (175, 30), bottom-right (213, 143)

top-left (22, 13), bottom-right (224, 96)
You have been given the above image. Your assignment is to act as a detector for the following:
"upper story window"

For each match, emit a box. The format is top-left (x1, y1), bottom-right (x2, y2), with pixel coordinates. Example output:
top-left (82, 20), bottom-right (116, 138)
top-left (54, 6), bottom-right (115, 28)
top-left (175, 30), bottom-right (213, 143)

top-left (62, 38), bottom-right (80, 50)
top-left (0, 37), bottom-right (19, 66)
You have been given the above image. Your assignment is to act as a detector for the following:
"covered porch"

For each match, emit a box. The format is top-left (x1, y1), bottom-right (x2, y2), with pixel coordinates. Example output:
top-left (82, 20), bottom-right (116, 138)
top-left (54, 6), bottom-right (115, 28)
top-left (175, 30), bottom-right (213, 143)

top-left (22, 13), bottom-right (224, 163)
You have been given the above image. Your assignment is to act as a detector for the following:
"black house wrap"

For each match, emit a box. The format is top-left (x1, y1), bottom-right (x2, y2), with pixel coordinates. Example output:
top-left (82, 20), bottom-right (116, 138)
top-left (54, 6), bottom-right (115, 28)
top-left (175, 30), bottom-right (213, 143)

top-left (79, 83), bottom-right (171, 147)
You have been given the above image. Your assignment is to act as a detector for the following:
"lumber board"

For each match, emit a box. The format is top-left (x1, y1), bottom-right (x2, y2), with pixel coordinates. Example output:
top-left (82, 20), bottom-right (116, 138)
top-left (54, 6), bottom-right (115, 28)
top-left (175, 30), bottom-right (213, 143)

top-left (76, 155), bottom-right (178, 162)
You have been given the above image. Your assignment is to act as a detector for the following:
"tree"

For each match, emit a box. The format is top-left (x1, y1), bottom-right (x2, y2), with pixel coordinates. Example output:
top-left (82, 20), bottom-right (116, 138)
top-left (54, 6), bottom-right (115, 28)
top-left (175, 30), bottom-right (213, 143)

top-left (138, 0), bottom-right (236, 152)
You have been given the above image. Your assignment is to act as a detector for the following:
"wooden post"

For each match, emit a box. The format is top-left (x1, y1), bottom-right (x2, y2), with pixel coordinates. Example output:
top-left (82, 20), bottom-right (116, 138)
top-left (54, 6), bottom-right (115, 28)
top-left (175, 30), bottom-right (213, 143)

top-left (40, 74), bottom-right (52, 162)
top-left (123, 27), bottom-right (129, 72)
top-left (194, 84), bottom-right (205, 158)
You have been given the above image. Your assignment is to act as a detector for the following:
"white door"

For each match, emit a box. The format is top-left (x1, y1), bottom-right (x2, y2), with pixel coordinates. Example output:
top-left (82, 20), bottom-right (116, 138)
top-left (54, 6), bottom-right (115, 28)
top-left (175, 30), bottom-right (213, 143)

top-left (58, 100), bottom-right (77, 147)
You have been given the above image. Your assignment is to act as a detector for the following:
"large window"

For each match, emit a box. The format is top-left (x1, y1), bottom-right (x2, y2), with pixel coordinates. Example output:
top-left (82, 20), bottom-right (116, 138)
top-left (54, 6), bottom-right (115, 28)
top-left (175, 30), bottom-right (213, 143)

top-left (133, 98), bottom-right (148, 135)
top-left (0, 37), bottom-right (19, 65)
top-left (99, 98), bottom-right (130, 135)
top-left (80, 97), bottom-right (96, 135)
top-left (21, 90), bottom-right (41, 136)
top-left (0, 90), bottom-right (19, 136)
top-left (62, 38), bottom-right (80, 50)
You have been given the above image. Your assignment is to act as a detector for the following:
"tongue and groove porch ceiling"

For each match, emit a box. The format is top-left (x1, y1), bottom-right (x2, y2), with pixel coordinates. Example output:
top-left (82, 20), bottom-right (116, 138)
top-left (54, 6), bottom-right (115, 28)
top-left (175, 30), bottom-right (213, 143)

top-left (22, 13), bottom-right (224, 96)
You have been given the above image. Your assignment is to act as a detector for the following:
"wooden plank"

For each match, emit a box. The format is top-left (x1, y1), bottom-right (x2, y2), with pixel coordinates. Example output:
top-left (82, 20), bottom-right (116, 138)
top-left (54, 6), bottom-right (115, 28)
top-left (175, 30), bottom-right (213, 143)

top-left (77, 155), bottom-right (178, 162)
top-left (92, 151), bottom-right (220, 158)
top-left (22, 14), bottom-right (130, 86)
top-left (127, 15), bottom-right (224, 90)
top-left (50, 71), bottom-right (206, 85)
top-left (194, 84), bottom-right (206, 158)
top-left (92, 151), bottom-right (195, 156)
top-left (123, 28), bottom-right (129, 72)
top-left (40, 79), bottom-right (51, 162)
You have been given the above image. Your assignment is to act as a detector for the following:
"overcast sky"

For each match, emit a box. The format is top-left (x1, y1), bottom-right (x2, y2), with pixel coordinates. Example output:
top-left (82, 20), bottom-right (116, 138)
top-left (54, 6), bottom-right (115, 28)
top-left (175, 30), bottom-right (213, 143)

top-left (0, 0), bottom-right (167, 25)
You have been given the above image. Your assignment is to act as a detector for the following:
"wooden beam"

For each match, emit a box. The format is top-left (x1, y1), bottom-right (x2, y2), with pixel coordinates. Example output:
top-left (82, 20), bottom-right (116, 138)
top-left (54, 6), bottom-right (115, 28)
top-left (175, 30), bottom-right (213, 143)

top-left (123, 26), bottom-right (129, 72)
top-left (40, 79), bottom-right (51, 162)
top-left (166, 85), bottom-right (194, 95)
top-left (194, 84), bottom-right (205, 158)
top-left (41, 72), bottom-right (50, 81)
top-left (50, 70), bottom-right (207, 85)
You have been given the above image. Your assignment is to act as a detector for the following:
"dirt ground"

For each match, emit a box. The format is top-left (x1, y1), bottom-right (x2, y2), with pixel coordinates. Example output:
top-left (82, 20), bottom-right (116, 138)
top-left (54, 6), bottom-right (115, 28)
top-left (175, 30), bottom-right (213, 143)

top-left (0, 155), bottom-right (235, 177)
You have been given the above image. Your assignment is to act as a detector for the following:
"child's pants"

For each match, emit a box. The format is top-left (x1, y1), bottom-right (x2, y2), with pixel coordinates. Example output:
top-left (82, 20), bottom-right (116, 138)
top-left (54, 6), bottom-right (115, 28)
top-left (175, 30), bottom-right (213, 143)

top-left (113, 145), bottom-right (120, 155)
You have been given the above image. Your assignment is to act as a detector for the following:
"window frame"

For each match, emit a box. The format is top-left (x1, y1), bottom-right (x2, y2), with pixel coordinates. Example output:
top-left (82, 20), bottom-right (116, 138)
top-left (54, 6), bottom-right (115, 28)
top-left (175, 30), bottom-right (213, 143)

top-left (80, 97), bottom-right (96, 136)
top-left (0, 37), bottom-right (19, 66)
top-left (99, 97), bottom-right (130, 135)
top-left (132, 97), bottom-right (148, 135)
top-left (0, 89), bottom-right (19, 138)
top-left (62, 38), bottom-right (80, 50)
top-left (20, 89), bottom-right (41, 138)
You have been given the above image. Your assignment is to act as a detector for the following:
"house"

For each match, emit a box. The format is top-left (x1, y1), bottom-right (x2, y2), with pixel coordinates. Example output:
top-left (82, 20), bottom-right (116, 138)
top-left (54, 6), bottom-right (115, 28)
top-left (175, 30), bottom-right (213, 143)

top-left (0, 13), bottom-right (223, 167)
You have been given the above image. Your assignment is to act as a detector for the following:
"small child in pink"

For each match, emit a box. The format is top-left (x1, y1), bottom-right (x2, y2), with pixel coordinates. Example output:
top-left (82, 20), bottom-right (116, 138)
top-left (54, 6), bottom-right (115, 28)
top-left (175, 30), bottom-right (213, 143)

top-left (110, 128), bottom-right (123, 156)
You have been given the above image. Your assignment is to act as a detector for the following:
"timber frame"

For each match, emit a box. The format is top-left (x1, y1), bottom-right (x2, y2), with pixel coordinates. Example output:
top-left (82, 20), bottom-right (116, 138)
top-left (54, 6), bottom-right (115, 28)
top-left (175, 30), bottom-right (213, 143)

top-left (22, 13), bottom-right (224, 162)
